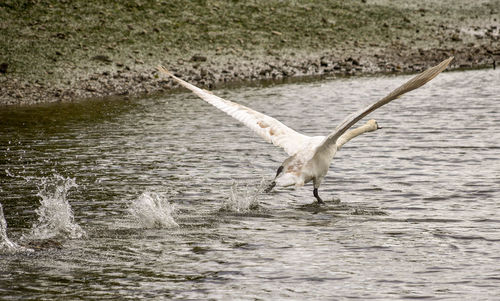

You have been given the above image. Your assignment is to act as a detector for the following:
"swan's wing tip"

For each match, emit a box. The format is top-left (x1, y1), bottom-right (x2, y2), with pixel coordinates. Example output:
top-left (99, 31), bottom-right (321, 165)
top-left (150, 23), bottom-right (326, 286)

top-left (436, 56), bottom-right (453, 72)
top-left (443, 56), bottom-right (454, 67)
top-left (156, 65), bottom-right (173, 77)
top-left (419, 56), bottom-right (454, 85)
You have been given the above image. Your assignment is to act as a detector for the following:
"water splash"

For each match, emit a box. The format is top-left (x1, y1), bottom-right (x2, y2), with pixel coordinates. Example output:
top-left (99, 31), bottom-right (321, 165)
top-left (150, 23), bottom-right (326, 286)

top-left (128, 192), bottom-right (179, 228)
top-left (219, 179), bottom-right (266, 213)
top-left (23, 175), bottom-right (86, 240)
top-left (0, 203), bottom-right (33, 253)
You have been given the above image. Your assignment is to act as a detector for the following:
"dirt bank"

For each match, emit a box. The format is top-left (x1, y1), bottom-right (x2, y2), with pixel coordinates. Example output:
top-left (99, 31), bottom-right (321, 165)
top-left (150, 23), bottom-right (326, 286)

top-left (1, 0), bottom-right (499, 106)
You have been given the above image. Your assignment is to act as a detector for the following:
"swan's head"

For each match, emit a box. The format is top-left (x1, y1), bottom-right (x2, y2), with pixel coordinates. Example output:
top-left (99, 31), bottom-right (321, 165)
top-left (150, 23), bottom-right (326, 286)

top-left (265, 156), bottom-right (305, 192)
top-left (265, 168), bottom-right (301, 192)
top-left (365, 119), bottom-right (381, 131)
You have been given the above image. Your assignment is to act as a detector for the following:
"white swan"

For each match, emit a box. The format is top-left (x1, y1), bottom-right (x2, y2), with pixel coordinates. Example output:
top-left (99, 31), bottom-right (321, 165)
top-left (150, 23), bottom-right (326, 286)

top-left (157, 57), bottom-right (453, 203)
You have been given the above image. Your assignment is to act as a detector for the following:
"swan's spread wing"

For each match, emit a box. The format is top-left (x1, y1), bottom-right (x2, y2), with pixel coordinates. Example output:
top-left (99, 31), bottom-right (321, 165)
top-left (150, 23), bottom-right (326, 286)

top-left (315, 57), bottom-right (453, 155)
top-left (157, 66), bottom-right (310, 155)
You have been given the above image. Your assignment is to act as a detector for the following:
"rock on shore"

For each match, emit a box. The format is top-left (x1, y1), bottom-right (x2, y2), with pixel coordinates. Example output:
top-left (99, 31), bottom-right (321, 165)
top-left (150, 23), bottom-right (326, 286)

top-left (0, 0), bottom-right (498, 106)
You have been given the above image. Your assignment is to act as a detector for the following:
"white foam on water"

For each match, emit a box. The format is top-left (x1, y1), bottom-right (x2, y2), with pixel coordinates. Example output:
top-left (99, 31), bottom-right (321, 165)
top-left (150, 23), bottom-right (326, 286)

top-left (219, 179), bottom-right (266, 213)
top-left (0, 202), bottom-right (33, 254)
top-left (23, 174), bottom-right (86, 240)
top-left (128, 192), bottom-right (179, 228)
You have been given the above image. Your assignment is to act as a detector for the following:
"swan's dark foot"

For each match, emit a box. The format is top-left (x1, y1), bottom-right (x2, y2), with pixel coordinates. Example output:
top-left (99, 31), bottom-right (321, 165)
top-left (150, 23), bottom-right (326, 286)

top-left (264, 181), bottom-right (276, 193)
top-left (313, 188), bottom-right (325, 204)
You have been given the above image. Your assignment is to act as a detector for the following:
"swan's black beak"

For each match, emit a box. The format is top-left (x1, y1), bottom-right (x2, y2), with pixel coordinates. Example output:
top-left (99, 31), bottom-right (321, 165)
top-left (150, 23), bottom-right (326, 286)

top-left (264, 181), bottom-right (276, 193)
top-left (377, 123), bottom-right (382, 130)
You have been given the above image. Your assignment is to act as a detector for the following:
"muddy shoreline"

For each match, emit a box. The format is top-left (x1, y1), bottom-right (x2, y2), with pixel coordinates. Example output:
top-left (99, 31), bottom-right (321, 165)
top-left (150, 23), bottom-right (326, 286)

top-left (1, 1), bottom-right (499, 106)
top-left (2, 45), bottom-right (497, 106)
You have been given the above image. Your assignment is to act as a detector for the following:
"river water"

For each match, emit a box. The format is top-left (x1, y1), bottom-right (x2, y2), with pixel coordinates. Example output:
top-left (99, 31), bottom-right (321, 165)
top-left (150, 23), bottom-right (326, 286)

top-left (1, 68), bottom-right (499, 300)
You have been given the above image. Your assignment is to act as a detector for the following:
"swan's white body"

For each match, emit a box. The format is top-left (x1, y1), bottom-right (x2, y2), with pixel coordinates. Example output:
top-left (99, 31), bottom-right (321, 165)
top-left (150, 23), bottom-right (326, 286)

top-left (158, 57), bottom-right (453, 203)
top-left (274, 120), bottom-right (379, 189)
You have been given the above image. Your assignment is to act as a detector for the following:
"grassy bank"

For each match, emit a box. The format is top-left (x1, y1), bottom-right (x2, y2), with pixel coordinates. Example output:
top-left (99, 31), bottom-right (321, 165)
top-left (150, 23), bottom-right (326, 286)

top-left (0, 0), bottom-right (499, 105)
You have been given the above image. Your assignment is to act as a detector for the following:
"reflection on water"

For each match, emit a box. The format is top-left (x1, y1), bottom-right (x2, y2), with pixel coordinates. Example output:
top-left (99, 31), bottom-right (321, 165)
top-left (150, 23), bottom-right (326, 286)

top-left (1, 69), bottom-right (499, 300)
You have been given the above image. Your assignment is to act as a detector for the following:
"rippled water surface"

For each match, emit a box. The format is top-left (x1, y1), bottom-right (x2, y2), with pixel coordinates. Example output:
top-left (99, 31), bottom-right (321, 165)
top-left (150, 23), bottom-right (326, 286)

top-left (1, 69), bottom-right (499, 300)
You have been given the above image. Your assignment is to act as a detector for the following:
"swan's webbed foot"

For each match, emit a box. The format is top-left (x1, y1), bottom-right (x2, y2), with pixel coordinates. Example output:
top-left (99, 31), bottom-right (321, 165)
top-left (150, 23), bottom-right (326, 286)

top-left (264, 181), bottom-right (276, 193)
top-left (313, 188), bottom-right (325, 204)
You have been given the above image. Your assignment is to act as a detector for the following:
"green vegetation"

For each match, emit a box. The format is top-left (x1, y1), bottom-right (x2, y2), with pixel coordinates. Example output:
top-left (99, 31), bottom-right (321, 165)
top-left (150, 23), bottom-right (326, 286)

top-left (0, 0), bottom-right (498, 104)
top-left (0, 0), bottom-right (417, 80)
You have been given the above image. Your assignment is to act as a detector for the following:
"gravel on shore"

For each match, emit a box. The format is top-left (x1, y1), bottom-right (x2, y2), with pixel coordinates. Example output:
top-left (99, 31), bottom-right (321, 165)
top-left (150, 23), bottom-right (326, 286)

top-left (1, 0), bottom-right (498, 106)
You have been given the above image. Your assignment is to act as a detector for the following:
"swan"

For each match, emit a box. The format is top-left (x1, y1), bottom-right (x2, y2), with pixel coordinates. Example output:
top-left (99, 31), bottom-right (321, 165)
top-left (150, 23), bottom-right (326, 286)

top-left (157, 57), bottom-right (453, 203)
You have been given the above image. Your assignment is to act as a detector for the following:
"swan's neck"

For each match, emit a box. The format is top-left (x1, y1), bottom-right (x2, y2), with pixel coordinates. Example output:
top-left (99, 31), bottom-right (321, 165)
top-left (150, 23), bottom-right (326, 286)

top-left (336, 122), bottom-right (377, 149)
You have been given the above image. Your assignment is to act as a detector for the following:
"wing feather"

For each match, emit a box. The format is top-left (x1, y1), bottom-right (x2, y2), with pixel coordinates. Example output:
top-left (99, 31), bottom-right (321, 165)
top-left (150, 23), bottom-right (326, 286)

top-left (157, 66), bottom-right (310, 155)
top-left (314, 57), bottom-right (453, 156)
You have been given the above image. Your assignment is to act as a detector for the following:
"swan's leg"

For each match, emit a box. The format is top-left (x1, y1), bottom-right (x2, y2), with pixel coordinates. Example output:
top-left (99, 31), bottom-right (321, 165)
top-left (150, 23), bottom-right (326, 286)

top-left (313, 188), bottom-right (324, 204)
top-left (312, 178), bottom-right (325, 204)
